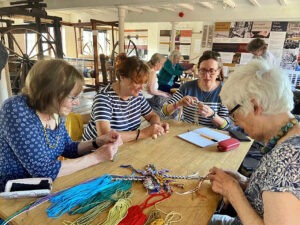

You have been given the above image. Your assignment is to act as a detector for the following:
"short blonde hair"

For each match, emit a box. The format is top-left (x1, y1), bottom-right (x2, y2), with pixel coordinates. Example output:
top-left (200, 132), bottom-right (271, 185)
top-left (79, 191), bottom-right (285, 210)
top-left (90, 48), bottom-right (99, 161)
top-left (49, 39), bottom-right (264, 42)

top-left (22, 59), bottom-right (84, 114)
top-left (168, 50), bottom-right (181, 62)
top-left (220, 59), bottom-right (294, 115)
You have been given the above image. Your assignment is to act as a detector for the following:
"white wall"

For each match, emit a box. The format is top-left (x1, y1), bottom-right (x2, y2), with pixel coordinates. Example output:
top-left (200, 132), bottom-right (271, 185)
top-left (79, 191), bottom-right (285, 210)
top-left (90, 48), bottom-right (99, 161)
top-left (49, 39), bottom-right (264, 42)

top-left (125, 21), bottom-right (212, 64)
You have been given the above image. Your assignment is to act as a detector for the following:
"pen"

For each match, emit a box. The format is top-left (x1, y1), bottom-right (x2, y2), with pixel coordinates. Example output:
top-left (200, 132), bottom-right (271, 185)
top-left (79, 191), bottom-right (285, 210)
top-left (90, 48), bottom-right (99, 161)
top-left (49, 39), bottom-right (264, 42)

top-left (200, 134), bottom-right (218, 142)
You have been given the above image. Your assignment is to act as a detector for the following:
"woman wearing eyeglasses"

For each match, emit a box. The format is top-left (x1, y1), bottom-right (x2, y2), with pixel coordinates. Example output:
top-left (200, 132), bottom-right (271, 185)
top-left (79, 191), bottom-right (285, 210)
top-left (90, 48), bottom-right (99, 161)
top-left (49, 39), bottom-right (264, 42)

top-left (208, 59), bottom-right (300, 225)
top-left (0, 59), bottom-right (122, 192)
top-left (83, 56), bottom-right (169, 143)
top-left (162, 51), bottom-right (229, 130)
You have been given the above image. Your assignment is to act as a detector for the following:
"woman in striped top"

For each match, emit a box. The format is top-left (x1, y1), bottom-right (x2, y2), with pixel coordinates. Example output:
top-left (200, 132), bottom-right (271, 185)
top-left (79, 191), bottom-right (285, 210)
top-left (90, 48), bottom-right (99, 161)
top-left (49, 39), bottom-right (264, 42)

top-left (162, 51), bottom-right (230, 130)
top-left (83, 56), bottom-right (169, 143)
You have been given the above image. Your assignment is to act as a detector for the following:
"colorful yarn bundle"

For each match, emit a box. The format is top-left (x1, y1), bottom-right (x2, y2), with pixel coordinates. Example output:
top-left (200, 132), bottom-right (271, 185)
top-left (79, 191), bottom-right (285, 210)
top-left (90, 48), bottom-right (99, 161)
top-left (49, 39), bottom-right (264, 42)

top-left (101, 198), bottom-right (132, 225)
top-left (118, 191), bottom-right (171, 225)
top-left (69, 180), bottom-right (132, 215)
top-left (46, 174), bottom-right (130, 218)
top-left (63, 189), bottom-right (133, 225)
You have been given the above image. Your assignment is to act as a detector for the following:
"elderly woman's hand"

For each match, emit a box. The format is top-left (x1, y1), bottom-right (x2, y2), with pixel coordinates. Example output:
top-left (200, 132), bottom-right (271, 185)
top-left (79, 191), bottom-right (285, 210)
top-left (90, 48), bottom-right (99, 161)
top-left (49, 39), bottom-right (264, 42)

top-left (96, 130), bottom-right (123, 147)
top-left (208, 167), bottom-right (243, 201)
top-left (93, 143), bottom-right (118, 162)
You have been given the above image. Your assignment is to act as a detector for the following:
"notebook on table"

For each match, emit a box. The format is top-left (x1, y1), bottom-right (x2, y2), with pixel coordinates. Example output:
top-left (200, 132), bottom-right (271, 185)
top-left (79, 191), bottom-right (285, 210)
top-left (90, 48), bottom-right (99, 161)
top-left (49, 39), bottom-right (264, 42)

top-left (177, 127), bottom-right (231, 147)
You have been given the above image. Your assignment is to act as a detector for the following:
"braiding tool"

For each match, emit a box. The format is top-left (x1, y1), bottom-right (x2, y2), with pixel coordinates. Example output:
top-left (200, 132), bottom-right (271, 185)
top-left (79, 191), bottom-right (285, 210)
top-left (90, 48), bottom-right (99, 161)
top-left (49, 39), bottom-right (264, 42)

top-left (118, 191), bottom-right (171, 225)
top-left (174, 173), bottom-right (209, 197)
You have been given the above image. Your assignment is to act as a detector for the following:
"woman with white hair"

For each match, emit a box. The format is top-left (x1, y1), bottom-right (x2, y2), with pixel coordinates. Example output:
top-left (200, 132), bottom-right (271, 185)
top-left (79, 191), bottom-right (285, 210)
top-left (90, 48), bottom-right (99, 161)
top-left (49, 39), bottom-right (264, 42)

top-left (209, 59), bottom-right (300, 225)
top-left (157, 50), bottom-right (192, 93)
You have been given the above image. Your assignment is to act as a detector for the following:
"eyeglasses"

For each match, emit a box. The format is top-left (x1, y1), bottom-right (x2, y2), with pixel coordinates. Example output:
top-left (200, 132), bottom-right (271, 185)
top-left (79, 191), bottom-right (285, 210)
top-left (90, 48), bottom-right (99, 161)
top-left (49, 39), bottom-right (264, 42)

top-left (198, 68), bottom-right (219, 75)
top-left (67, 94), bottom-right (81, 102)
top-left (228, 104), bottom-right (241, 122)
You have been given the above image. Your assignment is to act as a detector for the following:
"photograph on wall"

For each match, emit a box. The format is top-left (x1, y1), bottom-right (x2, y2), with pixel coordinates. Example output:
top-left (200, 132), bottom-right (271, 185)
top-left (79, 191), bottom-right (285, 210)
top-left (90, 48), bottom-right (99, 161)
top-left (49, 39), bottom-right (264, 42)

top-left (159, 30), bottom-right (171, 55)
top-left (214, 22), bottom-right (231, 38)
top-left (280, 49), bottom-right (299, 70)
top-left (250, 21), bottom-right (272, 38)
top-left (271, 21), bottom-right (288, 32)
top-left (175, 30), bottom-right (192, 60)
top-left (229, 21), bottom-right (253, 38)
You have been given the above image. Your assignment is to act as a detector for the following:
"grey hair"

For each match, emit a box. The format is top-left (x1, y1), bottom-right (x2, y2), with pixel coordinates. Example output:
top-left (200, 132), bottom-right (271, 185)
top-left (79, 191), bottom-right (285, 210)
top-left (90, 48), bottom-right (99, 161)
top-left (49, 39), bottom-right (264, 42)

top-left (168, 50), bottom-right (181, 61)
top-left (220, 59), bottom-right (294, 116)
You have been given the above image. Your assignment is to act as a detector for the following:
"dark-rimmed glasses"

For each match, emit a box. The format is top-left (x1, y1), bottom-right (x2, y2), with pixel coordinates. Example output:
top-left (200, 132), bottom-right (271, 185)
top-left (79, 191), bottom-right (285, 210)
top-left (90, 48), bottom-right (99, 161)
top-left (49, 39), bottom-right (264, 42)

top-left (198, 68), bottom-right (219, 75)
top-left (228, 104), bottom-right (241, 122)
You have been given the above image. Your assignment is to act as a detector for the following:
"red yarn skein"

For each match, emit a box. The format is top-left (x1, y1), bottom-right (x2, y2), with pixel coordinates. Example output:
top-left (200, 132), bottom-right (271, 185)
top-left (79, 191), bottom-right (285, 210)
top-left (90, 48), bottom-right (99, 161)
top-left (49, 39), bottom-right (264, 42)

top-left (118, 192), bottom-right (171, 225)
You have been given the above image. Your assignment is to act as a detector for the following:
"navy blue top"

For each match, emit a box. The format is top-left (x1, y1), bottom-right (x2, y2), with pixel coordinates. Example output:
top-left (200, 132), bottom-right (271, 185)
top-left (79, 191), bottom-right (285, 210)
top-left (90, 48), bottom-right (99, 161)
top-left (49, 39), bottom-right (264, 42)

top-left (167, 79), bottom-right (229, 129)
top-left (0, 95), bottom-right (80, 192)
top-left (83, 84), bottom-right (152, 141)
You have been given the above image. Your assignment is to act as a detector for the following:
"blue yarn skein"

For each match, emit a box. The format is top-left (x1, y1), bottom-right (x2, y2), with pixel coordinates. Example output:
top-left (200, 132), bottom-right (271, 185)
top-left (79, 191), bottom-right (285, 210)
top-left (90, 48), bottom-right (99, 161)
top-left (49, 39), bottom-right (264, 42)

top-left (46, 174), bottom-right (126, 218)
top-left (69, 180), bottom-right (132, 215)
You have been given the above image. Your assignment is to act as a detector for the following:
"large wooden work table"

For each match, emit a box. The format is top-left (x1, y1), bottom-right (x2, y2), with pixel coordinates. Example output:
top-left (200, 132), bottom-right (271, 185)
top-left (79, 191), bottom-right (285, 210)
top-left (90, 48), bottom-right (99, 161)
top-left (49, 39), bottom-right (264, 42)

top-left (0, 120), bottom-right (253, 225)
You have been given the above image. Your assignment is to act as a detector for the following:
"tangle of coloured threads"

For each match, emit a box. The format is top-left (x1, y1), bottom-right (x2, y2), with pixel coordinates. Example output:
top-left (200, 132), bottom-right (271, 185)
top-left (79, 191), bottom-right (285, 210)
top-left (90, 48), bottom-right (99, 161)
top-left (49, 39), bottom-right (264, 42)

top-left (62, 189), bottom-right (133, 225)
top-left (118, 192), bottom-right (171, 225)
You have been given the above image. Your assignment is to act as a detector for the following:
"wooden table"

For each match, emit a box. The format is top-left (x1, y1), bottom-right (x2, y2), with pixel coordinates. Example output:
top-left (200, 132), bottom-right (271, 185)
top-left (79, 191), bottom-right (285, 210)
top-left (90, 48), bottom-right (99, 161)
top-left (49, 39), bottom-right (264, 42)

top-left (0, 120), bottom-right (252, 225)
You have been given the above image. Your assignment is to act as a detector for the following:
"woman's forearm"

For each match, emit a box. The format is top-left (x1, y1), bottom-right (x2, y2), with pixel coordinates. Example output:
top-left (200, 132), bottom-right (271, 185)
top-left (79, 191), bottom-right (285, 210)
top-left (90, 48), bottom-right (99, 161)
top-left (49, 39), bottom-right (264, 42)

top-left (163, 100), bottom-right (182, 116)
top-left (229, 188), bottom-right (264, 225)
top-left (211, 114), bottom-right (228, 129)
top-left (57, 153), bottom-right (100, 177)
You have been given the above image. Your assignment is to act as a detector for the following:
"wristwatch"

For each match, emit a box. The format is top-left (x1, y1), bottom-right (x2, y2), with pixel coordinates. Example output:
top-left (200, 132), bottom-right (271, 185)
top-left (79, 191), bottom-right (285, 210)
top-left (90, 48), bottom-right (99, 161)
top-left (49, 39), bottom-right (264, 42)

top-left (92, 139), bottom-right (99, 149)
top-left (207, 110), bottom-right (216, 119)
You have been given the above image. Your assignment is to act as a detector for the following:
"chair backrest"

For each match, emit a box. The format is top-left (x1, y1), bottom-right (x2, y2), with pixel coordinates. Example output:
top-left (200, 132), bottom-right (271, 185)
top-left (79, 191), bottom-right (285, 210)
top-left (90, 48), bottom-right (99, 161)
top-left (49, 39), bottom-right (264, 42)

top-left (65, 112), bottom-right (84, 141)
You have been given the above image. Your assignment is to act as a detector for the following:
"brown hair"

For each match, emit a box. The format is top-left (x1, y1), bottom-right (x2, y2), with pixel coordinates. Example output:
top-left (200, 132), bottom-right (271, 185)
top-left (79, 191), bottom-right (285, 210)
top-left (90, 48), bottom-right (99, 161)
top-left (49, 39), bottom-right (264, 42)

top-left (116, 56), bottom-right (150, 84)
top-left (197, 50), bottom-right (224, 81)
top-left (22, 59), bottom-right (84, 114)
top-left (247, 38), bottom-right (267, 52)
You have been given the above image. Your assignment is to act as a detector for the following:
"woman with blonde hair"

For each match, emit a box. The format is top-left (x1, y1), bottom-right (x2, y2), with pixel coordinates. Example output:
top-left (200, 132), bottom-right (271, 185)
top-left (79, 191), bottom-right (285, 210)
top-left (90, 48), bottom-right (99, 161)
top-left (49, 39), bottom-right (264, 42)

top-left (142, 53), bottom-right (170, 117)
top-left (157, 50), bottom-right (192, 93)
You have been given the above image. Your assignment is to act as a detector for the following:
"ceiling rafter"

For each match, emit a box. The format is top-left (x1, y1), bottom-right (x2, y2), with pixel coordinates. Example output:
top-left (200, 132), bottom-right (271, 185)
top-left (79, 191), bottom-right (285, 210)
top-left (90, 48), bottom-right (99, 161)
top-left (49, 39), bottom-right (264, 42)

top-left (278, 0), bottom-right (288, 5)
top-left (138, 6), bottom-right (160, 12)
top-left (248, 0), bottom-right (261, 7)
top-left (198, 2), bottom-right (214, 9)
top-left (177, 3), bottom-right (194, 11)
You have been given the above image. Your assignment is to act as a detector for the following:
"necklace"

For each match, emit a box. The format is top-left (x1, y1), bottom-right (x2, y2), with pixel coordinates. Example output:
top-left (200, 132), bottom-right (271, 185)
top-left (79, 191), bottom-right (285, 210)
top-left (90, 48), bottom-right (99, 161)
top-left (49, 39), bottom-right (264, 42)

top-left (199, 81), bottom-right (218, 103)
top-left (36, 112), bottom-right (60, 149)
top-left (261, 118), bottom-right (298, 154)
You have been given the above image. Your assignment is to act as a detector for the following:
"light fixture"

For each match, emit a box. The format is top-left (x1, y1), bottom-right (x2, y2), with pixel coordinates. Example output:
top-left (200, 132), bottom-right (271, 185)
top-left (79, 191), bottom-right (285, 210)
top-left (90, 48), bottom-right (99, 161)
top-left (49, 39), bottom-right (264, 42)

top-left (248, 0), bottom-right (261, 7)
top-left (198, 2), bottom-right (214, 9)
top-left (223, 0), bottom-right (236, 8)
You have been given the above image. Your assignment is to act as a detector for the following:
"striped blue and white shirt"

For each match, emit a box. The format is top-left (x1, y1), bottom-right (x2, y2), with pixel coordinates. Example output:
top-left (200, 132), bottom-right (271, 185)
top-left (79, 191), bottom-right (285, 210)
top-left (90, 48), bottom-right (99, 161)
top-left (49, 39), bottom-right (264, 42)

top-left (167, 79), bottom-right (229, 129)
top-left (83, 84), bottom-right (152, 141)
